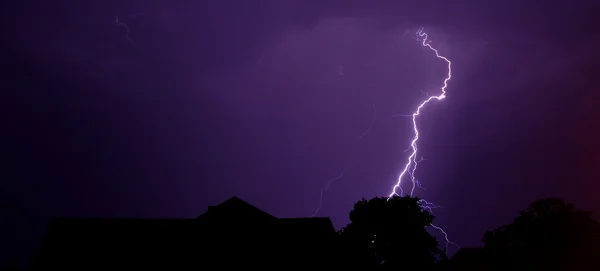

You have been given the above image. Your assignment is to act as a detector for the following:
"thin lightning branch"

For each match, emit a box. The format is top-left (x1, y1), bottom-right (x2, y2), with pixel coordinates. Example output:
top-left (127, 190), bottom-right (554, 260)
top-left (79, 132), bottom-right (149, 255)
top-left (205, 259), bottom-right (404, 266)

top-left (311, 105), bottom-right (378, 217)
top-left (414, 179), bottom-right (425, 190)
top-left (386, 27), bottom-right (458, 254)
top-left (310, 168), bottom-right (350, 218)
top-left (356, 105), bottom-right (377, 141)
top-left (115, 16), bottom-right (136, 48)
top-left (417, 199), bottom-right (439, 213)
top-left (430, 223), bottom-right (460, 253)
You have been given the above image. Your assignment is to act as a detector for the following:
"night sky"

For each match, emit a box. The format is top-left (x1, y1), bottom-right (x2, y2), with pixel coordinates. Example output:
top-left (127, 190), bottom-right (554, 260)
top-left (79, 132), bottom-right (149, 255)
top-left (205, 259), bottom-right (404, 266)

top-left (2, 0), bottom-right (599, 265)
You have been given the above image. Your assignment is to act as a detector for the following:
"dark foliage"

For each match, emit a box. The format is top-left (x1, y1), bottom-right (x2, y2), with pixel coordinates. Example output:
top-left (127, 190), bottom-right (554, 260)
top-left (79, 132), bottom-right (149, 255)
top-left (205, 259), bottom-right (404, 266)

top-left (0, 261), bottom-right (19, 271)
top-left (19, 195), bottom-right (600, 270)
top-left (339, 195), bottom-right (444, 270)
top-left (483, 198), bottom-right (600, 270)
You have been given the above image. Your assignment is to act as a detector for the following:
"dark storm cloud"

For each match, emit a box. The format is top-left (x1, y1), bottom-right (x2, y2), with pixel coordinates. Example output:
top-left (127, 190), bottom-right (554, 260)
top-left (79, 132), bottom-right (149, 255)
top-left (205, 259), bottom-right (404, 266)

top-left (2, 0), bottom-right (599, 266)
top-left (140, 0), bottom-right (599, 244)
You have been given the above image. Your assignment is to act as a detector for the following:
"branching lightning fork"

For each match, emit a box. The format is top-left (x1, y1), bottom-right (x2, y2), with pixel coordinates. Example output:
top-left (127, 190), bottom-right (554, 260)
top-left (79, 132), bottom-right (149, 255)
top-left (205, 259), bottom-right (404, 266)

top-left (311, 27), bottom-right (459, 254)
top-left (388, 27), bottom-right (451, 198)
top-left (387, 27), bottom-right (458, 253)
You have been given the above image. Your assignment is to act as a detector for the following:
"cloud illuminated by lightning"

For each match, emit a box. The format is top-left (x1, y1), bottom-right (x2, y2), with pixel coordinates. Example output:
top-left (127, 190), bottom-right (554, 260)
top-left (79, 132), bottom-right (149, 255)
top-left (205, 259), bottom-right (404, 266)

top-left (386, 27), bottom-right (458, 254)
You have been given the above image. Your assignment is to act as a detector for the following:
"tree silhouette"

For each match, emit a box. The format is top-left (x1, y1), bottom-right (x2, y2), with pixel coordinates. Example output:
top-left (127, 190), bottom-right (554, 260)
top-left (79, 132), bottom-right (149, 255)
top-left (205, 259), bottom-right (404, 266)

top-left (339, 196), bottom-right (443, 270)
top-left (0, 261), bottom-right (19, 271)
top-left (483, 198), bottom-right (600, 270)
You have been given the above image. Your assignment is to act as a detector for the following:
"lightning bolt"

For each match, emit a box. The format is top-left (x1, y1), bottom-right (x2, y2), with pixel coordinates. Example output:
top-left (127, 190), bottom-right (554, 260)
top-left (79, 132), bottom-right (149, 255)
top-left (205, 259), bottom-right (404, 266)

top-left (310, 27), bottom-right (459, 254)
top-left (386, 27), bottom-right (458, 254)
top-left (388, 27), bottom-right (451, 198)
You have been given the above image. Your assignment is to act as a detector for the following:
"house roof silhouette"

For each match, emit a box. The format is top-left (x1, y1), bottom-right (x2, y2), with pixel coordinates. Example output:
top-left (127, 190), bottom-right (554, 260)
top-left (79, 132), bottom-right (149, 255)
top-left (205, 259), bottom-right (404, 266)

top-left (29, 196), bottom-right (338, 270)
top-left (198, 196), bottom-right (276, 220)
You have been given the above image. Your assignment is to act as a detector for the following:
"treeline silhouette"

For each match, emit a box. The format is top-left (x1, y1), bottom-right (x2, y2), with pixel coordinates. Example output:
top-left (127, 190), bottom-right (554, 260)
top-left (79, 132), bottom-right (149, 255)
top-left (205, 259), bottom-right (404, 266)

top-left (340, 196), bottom-right (600, 270)
top-left (9, 196), bottom-right (600, 270)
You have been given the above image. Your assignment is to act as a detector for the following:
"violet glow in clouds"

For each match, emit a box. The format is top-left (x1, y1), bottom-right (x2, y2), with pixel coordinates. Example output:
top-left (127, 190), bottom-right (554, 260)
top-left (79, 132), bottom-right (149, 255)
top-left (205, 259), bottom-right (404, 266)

top-left (3, 1), bottom-right (600, 267)
top-left (312, 26), bottom-right (459, 252)
top-left (114, 14), bottom-right (455, 250)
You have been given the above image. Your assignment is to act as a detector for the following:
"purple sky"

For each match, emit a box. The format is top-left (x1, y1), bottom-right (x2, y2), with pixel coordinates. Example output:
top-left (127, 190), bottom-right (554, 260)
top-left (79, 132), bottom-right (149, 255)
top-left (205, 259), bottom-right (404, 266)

top-left (2, 0), bottom-right (599, 265)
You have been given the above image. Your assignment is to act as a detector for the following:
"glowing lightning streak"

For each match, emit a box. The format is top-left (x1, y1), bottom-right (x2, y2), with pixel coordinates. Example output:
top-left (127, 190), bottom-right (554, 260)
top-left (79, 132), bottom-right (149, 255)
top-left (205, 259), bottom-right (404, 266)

top-left (387, 27), bottom-right (458, 253)
top-left (388, 27), bottom-right (451, 198)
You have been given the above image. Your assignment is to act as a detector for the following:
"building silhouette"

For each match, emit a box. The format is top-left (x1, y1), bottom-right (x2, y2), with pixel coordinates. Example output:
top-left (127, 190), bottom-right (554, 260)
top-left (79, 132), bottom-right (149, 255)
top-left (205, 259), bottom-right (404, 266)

top-left (29, 197), bottom-right (341, 270)
top-left (28, 196), bottom-right (490, 270)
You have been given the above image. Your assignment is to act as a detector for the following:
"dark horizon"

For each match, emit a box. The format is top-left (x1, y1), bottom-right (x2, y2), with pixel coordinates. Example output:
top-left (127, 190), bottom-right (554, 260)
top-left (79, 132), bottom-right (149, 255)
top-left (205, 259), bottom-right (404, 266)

top-left (2, 0), bottom-right (599, 266)
top-left (26, 195), bottom-right (600, 270)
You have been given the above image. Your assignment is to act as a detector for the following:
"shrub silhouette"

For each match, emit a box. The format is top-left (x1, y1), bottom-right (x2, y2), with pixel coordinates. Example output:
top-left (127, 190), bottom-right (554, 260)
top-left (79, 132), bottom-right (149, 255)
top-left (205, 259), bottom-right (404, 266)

top-left (483, 198), bottom-right (600, 270)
